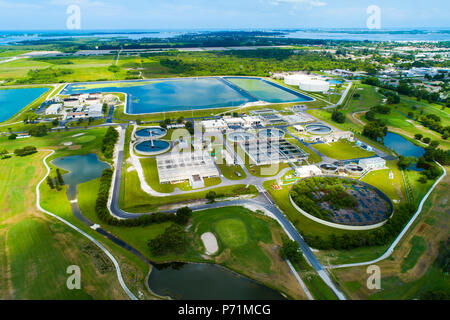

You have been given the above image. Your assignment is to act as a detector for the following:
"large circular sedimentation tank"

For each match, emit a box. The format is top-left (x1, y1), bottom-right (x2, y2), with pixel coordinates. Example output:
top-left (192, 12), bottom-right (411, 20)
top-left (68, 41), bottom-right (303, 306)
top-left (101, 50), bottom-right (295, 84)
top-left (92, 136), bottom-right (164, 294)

top-left (134, 140), bottom-right (170, 155)
top-left (227, 131), bottom-right (256, 143)
top-left (289, 176), bottom-right (393, 229)
top-left (305, 124), bottom-right (332, 135)
top-left (258, 128), bottom-right (285, 139)
top-left (135, 126), bottom-right (167, 139)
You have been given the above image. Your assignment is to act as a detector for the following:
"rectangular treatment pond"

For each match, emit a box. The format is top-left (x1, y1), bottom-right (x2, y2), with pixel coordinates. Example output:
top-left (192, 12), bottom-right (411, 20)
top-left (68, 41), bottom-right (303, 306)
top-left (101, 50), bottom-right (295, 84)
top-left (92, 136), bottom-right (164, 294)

top-left (62, 78), bottom-right (257, 114)
top-left (0, 87), bottom-right (49, 122)
top-left (224, 77), bottom-right (314, 103)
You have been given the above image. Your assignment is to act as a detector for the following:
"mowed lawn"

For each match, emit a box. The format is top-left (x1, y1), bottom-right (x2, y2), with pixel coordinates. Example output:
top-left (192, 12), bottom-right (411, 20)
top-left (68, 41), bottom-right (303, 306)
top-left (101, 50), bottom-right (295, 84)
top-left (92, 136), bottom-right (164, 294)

top-left (0, 151), bottom-right (128, 299)
top-left (312, 140), bottom-right (375, 160)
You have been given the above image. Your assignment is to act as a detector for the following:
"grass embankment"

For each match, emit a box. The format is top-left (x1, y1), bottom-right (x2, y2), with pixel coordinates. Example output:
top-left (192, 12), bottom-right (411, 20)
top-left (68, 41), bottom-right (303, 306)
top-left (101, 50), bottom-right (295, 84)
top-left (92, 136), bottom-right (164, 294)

top-left (312, 140), bottom-right (375, 160)
top-left (216, 163), bottom-right (247, 180)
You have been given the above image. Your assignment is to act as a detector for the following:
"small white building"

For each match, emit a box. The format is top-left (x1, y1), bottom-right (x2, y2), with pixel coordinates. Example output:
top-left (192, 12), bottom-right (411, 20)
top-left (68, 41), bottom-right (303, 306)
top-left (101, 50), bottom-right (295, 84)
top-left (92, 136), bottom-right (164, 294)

top-left (45, 103), bottom-right (62, 115)
top-left (86, 103), bottom-right (103, 118)
top-left (202, 119), bottom-right (227, 132)
top-left (295, 165), bottom-right (322, 177)
top-left (242, 116), bottom-right (262, 127)
top-left (293, 125), bottom-right (305, 132)
top-left (359, 157), bottom-right (386, 170)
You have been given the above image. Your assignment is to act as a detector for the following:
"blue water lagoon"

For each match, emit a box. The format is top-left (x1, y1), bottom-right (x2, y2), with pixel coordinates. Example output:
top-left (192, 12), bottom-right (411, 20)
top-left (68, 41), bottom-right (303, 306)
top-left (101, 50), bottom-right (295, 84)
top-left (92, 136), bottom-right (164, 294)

top-left (62, 78), bottom-right (255, 114)
top-left (0, 87), bottom-right (48, 122)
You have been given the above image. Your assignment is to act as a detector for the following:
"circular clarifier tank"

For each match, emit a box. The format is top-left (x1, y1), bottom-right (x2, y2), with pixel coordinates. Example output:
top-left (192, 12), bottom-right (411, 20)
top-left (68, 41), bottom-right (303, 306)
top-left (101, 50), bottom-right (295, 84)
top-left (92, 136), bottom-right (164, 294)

top-left (227, 131), bottom-right (256, 143)
top-left (135, 126), bottom-right (167, 139)
top-left (305, 124), bottom-right (332, 135)
top-left (258, 128), bottom-right (285, 139)
top-left (134, 140), bottom-right (170, 155)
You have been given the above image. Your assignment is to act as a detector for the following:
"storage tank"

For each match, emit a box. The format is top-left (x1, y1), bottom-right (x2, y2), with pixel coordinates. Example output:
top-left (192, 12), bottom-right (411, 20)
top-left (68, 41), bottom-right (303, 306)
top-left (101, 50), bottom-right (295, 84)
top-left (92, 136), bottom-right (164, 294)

top-left (298, 79), bottom-right (330, 93)
top-left (284, 74), bottom-right (309, 86)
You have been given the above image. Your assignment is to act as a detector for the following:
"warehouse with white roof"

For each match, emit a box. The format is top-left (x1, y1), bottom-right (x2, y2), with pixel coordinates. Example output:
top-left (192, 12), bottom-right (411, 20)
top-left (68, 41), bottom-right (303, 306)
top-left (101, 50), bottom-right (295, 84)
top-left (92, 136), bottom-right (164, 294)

top-left (156, 151), bottom-right (220, 189)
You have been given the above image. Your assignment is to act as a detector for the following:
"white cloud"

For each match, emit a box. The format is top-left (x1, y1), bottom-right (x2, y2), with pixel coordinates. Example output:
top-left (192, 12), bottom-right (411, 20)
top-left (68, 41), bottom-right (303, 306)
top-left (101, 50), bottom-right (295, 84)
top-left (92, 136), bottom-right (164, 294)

top-left (270, 0), bottom-right (327, 7)
top-left (0, 1), bottom-right (41, 8)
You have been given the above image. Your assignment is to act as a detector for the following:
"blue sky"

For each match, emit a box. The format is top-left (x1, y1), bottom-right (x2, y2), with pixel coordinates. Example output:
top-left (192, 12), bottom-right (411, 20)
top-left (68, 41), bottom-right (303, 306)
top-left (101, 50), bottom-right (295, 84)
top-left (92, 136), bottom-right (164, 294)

top-left (0, 0), bottom-right (448, 30)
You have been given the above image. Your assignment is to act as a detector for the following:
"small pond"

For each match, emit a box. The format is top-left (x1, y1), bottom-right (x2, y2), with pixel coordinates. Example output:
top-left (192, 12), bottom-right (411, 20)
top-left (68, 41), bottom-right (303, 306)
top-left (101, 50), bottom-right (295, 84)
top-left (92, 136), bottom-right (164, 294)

top-left (383, 132), bottom-right (425, 158)
top-left (52, 154), bottom-right (110, 200)
top-left (148, 262), bottom-right (286, 300)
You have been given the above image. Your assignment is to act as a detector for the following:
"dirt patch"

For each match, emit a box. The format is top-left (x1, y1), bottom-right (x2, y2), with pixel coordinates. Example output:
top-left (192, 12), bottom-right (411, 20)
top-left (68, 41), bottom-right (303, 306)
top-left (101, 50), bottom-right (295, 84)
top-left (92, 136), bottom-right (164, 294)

top-left (68, 145), bottom-right (82, 150)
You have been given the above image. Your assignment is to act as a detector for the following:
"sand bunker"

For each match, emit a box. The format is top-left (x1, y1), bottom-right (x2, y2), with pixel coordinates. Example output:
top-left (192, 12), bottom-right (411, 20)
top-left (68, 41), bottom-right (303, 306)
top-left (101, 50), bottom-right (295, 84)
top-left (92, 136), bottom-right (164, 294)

top-left (201, 232), bottom-right (218, 255)
top-left (72, 133), bottom-right (85, 138)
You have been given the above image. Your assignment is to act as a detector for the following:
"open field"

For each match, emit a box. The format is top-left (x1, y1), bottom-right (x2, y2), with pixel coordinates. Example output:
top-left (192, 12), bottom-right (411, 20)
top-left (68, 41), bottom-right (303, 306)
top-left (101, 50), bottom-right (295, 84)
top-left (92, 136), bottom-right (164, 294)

top-left (0, 151), bottom-right (130, 299)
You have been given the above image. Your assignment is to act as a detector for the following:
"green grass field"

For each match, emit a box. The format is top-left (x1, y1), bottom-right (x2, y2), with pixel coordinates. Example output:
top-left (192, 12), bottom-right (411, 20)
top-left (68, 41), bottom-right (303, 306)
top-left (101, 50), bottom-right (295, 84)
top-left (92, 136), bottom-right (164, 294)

top-left (0, 151), bottom-right (132, 299)
top-left (401, 236), bottom-right (427, 273)
top-left (312, 139), bottom-right (375, 160)
top-left (217, 164), bottom-right (247, 180)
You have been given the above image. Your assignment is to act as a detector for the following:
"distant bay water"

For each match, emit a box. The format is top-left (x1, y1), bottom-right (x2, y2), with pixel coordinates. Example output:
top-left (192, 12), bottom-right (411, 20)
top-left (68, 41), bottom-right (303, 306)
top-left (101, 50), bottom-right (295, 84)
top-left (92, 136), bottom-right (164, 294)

top-left (1, 28), bottom-right (449, 45)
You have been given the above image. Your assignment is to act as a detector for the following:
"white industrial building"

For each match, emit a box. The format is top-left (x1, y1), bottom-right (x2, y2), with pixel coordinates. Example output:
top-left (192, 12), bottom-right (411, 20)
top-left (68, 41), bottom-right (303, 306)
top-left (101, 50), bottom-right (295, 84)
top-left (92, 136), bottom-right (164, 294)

top-left (86, 103), bottom-right (103, 118)
top-left (359, 157), bottom-right (386, 170)
top-left (202, 119), bottom-right (227, 132)
top-left (45, 103), bottom-right (62, 115)
top-left (295, 165), bottom-right (322, 177)
top-left (156, 151), bottom-right (220, 189)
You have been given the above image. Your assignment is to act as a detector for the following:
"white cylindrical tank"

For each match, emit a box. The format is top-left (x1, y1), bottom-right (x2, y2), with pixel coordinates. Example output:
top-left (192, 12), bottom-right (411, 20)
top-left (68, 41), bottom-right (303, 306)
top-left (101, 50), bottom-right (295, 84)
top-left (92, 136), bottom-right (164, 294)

top-left (284, 74), bottom-right (309, 86)
top-left (298, 79), bottom-right (330, 93)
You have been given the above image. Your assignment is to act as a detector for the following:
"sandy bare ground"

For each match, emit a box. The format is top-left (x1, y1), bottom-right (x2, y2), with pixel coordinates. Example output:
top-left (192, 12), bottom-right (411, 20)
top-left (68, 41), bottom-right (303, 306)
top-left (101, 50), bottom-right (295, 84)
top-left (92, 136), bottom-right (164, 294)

top-left (71, 133), bottom-right (85, 138)
top-left (201, 232), bottom-right (218, 255)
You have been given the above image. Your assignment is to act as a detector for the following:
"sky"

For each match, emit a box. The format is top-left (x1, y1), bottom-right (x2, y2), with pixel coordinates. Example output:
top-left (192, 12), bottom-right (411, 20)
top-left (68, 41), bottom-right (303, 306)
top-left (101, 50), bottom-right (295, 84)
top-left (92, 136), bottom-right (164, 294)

top-left (0, 0), bottom-right (449, 30)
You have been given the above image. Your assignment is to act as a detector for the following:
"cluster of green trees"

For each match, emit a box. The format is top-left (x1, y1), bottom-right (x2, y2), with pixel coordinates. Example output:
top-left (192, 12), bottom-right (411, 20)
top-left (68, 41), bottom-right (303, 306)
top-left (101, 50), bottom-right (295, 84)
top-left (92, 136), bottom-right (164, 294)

top-left (138, 49), bottom-right (377, 78)
top-left (28, 124), bottom-right (49, 137)
top-left (331, 110), bottom-right (345, 123)
top-left (102, 127), bottom-right (119, 159)
top-left (16, 68), bottom-right (74, 84)
top-left (302, 203), bottom-right (416, 250)
top-left (362, 120), bottom-right (388, 142)
top-left (279, 239), bottom-right (303, 263)
top-left (418, 114), bottom-right (450, 139)
top-left (14, 146), bottom-right (37, 157)
top-left (46, 169), bottom-right (64, 190)
top-left (290, 177), bottom-right (358, 222)
top-left (0, 148), bottom-right (10, 159)
top-left (147, 224), bottom-right (188, 256)
top-left (363, 77), bottom-right (444, 104)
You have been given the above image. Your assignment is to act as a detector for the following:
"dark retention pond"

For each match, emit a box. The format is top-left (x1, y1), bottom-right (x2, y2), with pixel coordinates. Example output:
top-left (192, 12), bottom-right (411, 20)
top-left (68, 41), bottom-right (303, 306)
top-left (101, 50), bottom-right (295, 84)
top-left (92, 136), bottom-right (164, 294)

top-left (52, 154), bottom-right (110, 200)
top-left (149, 262), bottom-right (285, 300)
top-left (0, 87), bottom-right (49, 122)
